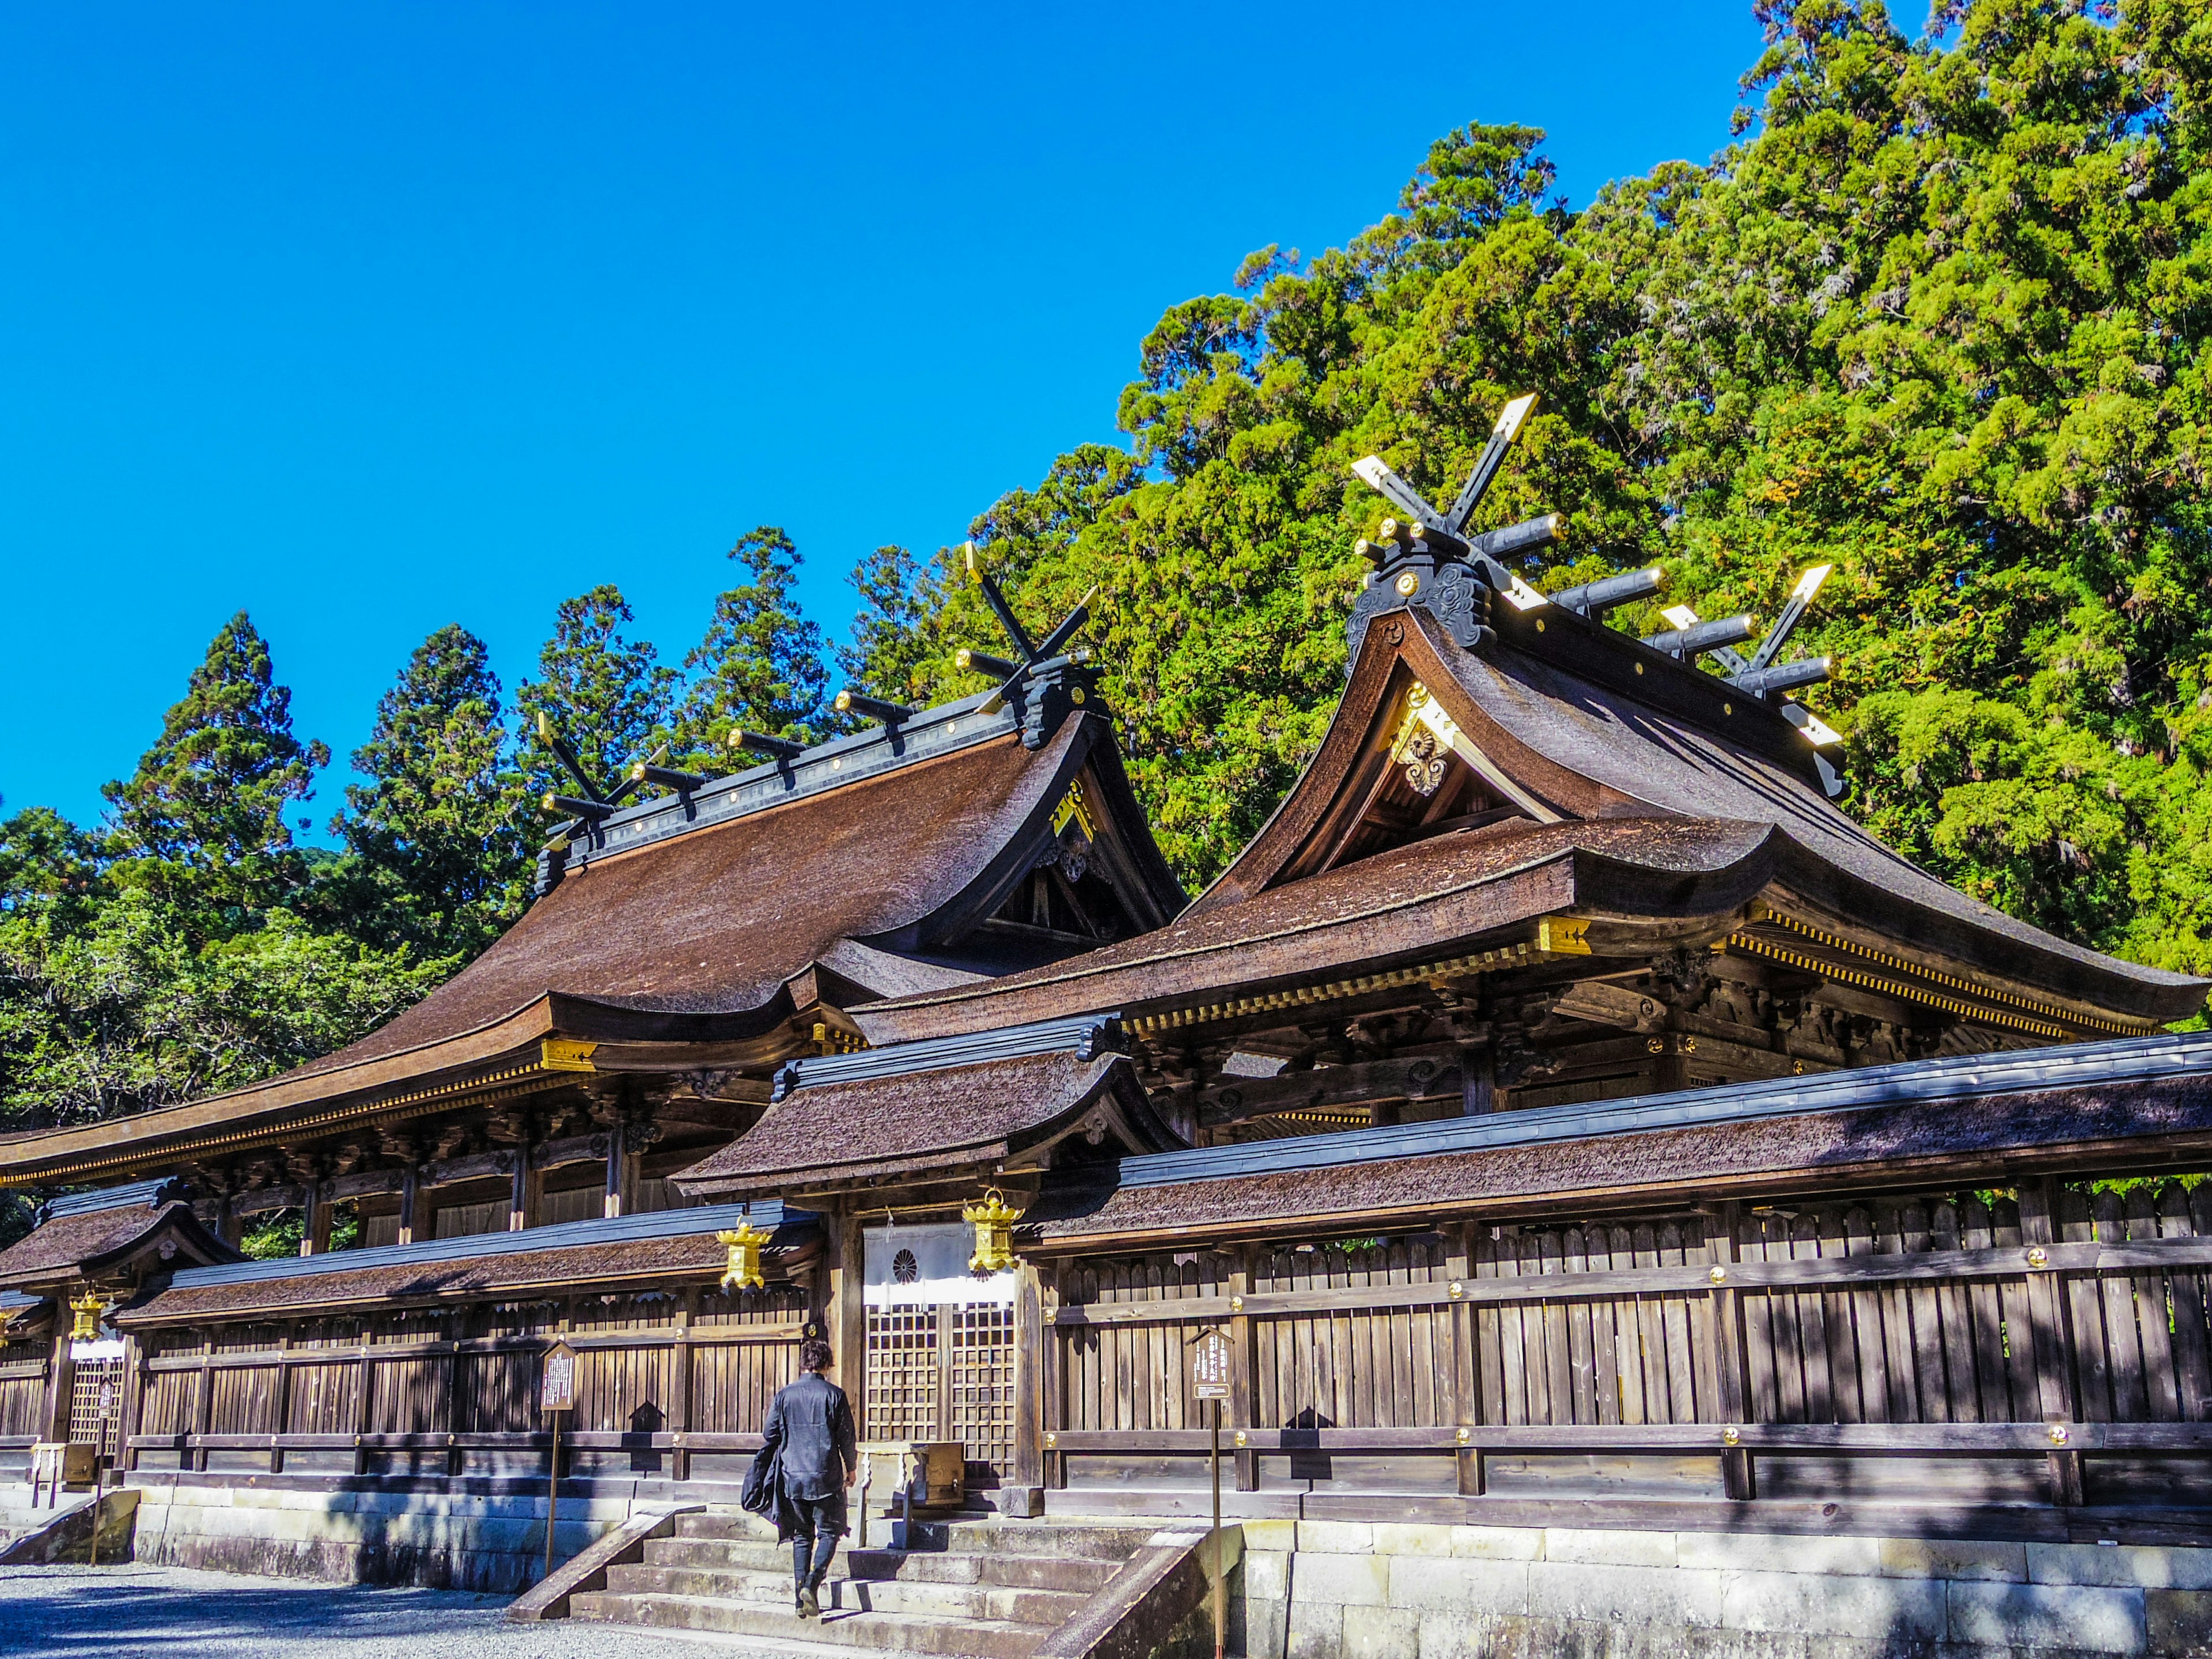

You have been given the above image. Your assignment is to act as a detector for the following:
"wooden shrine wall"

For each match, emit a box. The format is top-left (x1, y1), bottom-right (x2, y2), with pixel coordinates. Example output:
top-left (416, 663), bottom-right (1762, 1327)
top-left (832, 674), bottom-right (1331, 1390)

top-left (1041, 1174), bottom-right (2212, 1521)
top-left (123, 1285), bottom-right (808, 1483)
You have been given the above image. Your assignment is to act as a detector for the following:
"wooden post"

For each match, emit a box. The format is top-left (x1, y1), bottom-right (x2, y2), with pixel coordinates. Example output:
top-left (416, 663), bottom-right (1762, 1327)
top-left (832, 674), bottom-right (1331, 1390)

top-left (396, 1166), bottom-right (421, 1247)
top-left (354, 1347), bottom-right (375, 1476)
top-left (671, 1289), bottom-right (695, 1483)
top-left (270, 1334), bottom-right (293, 1474)
top-left (1211, 1396), bottom-right (1225, 1659)
top-left (1460, 1046), bottom-right (1494, 1115)
top-left (1012, 1262), bottom-right (1044, 1490)
top-left (300, 1183), bottom-right (329, 1257)
top-left (39, 1319), bottom-right (75, 1445)
top-left (602, 1119), bottom-right (627, 1220)
top-left (1707, 1201), bottom-right (1755, 1501)
top-left (116, 1332), bottom-right (146, 1475)
top-left (2018, 1177), bottom-right (2084, 1505)
top-left (1449, 1224), bottom-right (1481, 1495)
top-left (509, 1152), bottom-right (537, 1233)
top-left (828, 1207), bottom-right (866, 1441)
top-left (192, 1337), bottom-right (214, 1472)
top-left (1229, 1249), bottom-right (1257, 1491)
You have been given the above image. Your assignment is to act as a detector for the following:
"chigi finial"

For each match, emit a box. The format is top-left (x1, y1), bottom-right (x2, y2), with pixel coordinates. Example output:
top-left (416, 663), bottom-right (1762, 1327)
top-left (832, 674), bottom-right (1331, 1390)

top-left (953, 543), bottom-right (1103, 749)
top-left (1344, 393), bottom-right (1846, 795)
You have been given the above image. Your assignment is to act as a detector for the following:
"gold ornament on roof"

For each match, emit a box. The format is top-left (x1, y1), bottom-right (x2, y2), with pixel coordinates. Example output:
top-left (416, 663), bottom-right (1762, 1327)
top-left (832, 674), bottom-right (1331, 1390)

top-left (69, 1291), bottom-right (107, 1341)
top-left (716, 1219), bottom-right (773, 1291)
top-left (964, 1187), bottom-right (1024, 1275)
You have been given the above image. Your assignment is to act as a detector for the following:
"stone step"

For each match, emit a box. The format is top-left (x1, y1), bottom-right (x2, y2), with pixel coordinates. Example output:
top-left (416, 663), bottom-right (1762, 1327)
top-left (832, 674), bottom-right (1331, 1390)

top-left (603, 1560), bottom-right (1086, 1624)
top-left (572, 1590), bottom-right (1048, 1658)
top-left (846, 1547), bottom-right (1123, 1593)
top-left (647, 1535), bottom-right (841, 1573)
top-left (934, 1521), bottom-right (1157, 1560)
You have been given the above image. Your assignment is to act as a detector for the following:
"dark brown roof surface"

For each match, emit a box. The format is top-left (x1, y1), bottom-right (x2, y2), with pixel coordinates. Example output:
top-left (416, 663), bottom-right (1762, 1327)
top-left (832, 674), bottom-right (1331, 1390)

top-left (1426, 633), bottom-right (2202, 1009)
top-left (116, 1230), bottom-right (767, 1324)
top-left (677, 1050), bottom-right (1168, 1194)
top-left (0, 1201), bottom-right (226, 1291)
top-left (286, 719), bottom-right (1088, 1082)
top-left (854, 817), bottom-right (1775, 1042)
top-left (1027, 1074), bottom-right (2212, 1244)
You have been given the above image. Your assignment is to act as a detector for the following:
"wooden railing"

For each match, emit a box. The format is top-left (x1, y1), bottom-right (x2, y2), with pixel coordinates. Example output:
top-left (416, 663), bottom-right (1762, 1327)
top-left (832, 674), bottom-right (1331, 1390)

top-left (1041, 1179), bottom-right (2212, 1518)
top-left (124, 1288), bottom-right (807, 1482)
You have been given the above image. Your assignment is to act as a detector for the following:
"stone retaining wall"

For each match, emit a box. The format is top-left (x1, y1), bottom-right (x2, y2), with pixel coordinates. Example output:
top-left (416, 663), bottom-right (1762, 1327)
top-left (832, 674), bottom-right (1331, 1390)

top-left (1241, 1520), bottom-right (2212, 1659)
top-left (124, 1473), bottom-right (678, 1593)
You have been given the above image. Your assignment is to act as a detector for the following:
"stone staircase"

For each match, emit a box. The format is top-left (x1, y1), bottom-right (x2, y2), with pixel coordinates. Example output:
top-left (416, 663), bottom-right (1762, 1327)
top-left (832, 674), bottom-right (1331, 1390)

top-left (573, 1508), bottom-right (1156, 1656)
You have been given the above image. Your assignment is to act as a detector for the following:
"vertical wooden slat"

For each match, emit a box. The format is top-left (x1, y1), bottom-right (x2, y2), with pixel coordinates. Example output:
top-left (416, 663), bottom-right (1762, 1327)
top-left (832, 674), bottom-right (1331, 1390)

top-left (1707, 1201), bottom-right (1752, 1498)
top-left (2018, 1179), bottom-right (2084, 1505)
top-left (2163, 1185), bottom-right (2212, 1422)
top-left (2126, 1188), bottom-right (2178, 1423)
top-left (1930, 1200), bottom-right (1975, 1422)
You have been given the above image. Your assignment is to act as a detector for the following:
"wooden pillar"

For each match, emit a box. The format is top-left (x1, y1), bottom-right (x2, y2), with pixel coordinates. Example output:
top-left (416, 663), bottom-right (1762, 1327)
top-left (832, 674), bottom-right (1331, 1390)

top-left (509, 1152), bottom-right (539, 1232)
top-left (1449, 1224), bottom-right (1481, 1495)
top-left (39, 1315), bottom-right (75, 1445)
top-left (117, 1331), bottom-right (147, 1474)
top-left (1229, 1249), bottom-right (1257, 1491)
top-left (192, 1337), bottom-right (214, 1472)
top-left (1039, 1262), bottom-right (1066, 1491)
top-left (602, 1120), bottom-right (627, 1219)
top-left (2018, 1177), bottom-right (2084, 1505)
top-left (218, 1198), bottom-right (244, 1249)
top-left (1460, 1047), bottom-right (1494, 1115)
top-left (827, 1207), bottom-right (866, 1441)
top-left (1707, 1200), bottom-right (1755, 1501)
top-left (671, 1289), bottom-right (695, 1483)
top-left (270, 1334), bottom-right (293, 1473)
top-left (1012, 1262), bottom-right (1044, 1489)
top-left (300, 1183), bottom-right (329, 1257)
top-left (396, 1166), bottom-right (421, 1247)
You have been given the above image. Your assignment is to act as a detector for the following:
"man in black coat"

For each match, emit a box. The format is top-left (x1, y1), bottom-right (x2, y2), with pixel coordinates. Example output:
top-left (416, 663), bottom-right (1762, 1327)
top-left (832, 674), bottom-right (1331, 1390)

top-left (760, 1336), bottom-right (858, 1618)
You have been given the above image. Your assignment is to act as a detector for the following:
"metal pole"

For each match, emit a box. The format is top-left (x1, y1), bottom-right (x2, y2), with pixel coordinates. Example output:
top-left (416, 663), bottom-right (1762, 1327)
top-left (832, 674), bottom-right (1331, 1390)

top-left (544, 1408), bottom-right (561, 1580)
top-left (1211, 1397), bottom-right (1224, 1659)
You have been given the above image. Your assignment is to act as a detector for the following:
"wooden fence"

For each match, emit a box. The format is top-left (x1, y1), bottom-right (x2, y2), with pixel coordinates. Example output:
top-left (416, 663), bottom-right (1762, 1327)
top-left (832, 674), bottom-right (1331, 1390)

top-left (1041, 1176), bottom-right (2212, 1521)
top-left (124, 1284), bottom-right (808, 1482)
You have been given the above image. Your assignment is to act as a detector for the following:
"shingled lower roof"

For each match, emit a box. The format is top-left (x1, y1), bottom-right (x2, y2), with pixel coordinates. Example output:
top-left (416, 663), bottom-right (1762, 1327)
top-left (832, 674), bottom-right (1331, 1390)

top-left (676, 1048), bottom-right (1181, 1198)
top-left (1025, 1031), bottom-right (2212, 1245)
top-left (0, 1197), bottom-right (237, 1292)
top-left (118, 1201), bottom-right (815, 1324)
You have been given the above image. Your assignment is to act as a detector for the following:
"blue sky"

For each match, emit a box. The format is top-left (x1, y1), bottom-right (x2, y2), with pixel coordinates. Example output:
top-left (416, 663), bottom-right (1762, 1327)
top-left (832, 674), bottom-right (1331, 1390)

top-left (0, 3), bottom-right (1763, 835)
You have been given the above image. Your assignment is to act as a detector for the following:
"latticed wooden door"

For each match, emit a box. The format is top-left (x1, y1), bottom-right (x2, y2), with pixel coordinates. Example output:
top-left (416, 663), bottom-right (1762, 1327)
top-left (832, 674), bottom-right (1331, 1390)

top-left (866, 1303), bottom-right (1016, 1479)
top-left (69, 1358), bottom-right (123, 1457)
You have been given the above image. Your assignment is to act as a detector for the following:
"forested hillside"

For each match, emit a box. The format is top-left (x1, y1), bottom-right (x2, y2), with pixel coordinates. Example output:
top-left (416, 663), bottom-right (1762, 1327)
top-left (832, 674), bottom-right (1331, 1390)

top-left (3, 0), bottom-right (2207, 1142)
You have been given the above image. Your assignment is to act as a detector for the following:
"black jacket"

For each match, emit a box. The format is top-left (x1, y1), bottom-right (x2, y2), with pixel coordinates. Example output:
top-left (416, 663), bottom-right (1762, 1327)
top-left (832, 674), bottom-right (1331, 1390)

top-left (761, 1370), bottom-right (857, 1502)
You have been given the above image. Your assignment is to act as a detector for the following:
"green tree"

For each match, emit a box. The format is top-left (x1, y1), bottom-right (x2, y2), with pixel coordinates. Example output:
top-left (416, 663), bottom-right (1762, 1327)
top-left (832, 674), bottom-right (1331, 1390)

top-left (840, 543), bottom-right (949, 704)
top-left (323, 624), bottom-right (528, 960)
top-left (101, 613), bottom-right (329, 938)
top-left (514, 585), bottom-right (679, 810)
top-left (675, 527), bottom-right (831, 759)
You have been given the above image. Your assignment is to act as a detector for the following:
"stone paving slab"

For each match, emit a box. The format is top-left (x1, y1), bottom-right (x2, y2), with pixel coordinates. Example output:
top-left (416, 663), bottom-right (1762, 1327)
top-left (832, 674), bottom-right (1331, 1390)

top-left (0, 1562), bottom-right (846, 1658)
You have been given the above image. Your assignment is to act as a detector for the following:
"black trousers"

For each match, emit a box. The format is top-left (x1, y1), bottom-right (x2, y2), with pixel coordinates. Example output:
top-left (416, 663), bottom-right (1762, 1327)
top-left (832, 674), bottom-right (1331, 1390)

top-left (790, 1491), bottom-right (848, 1590)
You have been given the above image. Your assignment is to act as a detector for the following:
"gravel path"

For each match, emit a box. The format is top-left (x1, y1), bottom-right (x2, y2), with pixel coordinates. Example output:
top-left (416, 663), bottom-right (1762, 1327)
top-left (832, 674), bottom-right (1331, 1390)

top-left (0, 1562), bottom-right (828, 1657)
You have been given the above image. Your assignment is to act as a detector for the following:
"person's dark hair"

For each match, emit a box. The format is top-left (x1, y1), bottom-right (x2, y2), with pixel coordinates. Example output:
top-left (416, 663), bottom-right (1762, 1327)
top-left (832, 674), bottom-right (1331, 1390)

top-left (799, 1337), bottom-right (834, 1372)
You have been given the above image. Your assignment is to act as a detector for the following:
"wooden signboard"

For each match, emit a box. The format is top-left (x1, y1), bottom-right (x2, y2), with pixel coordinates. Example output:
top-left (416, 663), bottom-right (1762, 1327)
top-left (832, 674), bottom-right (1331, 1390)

top-left (540, 1339), bottom-right (577, 1413)
top-left (1191, 1327), bottom-right (1230, 1400)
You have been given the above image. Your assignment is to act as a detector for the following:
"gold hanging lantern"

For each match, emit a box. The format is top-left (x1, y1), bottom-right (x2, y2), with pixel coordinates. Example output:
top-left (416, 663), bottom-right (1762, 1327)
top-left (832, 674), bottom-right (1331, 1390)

top-left (715, 1219), bottom-right (772, 1291)
top-left (964, 1187), bottom-right (1024, 1275)
top-left (68, 1290), bottom-right (107, 1341)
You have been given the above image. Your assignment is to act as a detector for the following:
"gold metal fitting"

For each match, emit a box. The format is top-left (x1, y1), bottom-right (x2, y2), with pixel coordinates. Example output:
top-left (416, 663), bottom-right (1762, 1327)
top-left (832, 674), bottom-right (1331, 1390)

top-left (1454, 1427), bottom-right (1471, 1445)
top-left (1229, 1295), bottom-right (1244, 1313)
top-left (1722, 1425), bottom-right (1742, 1446)
top-left (2025, 1246), bottom-right (2050, 1270)
top-left (964, 1187), bottom-right (1025, 1275)
top-left (68, 1290), bottom-right (106, 1342)
top-left (1233, 1430), bottom-right (1249, 1448)
top-left (1709, 1266), bottom-right (1728, 1285)
top-left (1044, 1431), bottom-right (1057, 1450)
top-left (715, 1219), bottom-right (774, 1291)
top-left (1394, 571), bottom-right (1419, 597)
top-left (1448, 1281), bottom-right (1465, 1300)
top-left (2048, 1423), bottom-right (2071, 1446)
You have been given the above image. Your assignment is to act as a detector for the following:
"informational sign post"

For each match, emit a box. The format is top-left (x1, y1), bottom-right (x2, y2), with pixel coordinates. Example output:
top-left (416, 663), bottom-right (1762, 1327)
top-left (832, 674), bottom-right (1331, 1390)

top-left (540, 1338), bottom-right (577, 1580)
top-left (1190, 1328), bottom-right (1231, 1659)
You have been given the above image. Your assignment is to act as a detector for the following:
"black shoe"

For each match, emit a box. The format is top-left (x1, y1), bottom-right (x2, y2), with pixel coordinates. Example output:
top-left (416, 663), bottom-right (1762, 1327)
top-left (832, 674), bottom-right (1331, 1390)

top-left (797, 1584), bottom-right (820, 1619)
